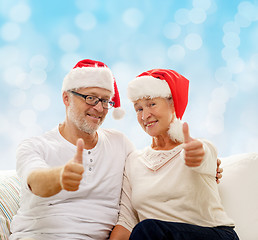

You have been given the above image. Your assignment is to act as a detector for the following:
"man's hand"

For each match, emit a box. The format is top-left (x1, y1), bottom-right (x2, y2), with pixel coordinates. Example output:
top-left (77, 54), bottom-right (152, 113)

top-left (182, 122), bottom-right (205, 167)
top-left (60, 138), bottom-right (85, 191)
top-left (216, 158), bottom-right (223, 184)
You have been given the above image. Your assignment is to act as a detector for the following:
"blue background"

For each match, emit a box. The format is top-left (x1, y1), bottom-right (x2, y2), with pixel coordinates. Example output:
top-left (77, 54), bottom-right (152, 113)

top-left (0, 0), bottom-right (258, 170)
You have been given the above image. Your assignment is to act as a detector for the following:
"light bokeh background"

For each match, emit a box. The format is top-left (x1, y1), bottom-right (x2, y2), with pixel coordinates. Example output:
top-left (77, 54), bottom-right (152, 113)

top-left (0, 0), bottom-right (258, 170)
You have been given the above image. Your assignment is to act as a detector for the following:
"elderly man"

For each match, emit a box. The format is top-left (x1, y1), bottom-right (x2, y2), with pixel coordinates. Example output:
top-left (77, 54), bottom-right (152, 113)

top-left (10, 59), bottom-right (135, 240)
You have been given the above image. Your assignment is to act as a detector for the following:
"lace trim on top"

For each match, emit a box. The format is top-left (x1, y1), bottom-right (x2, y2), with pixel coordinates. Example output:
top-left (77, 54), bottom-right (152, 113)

top-left (141, 145), bottom-right (183, 171)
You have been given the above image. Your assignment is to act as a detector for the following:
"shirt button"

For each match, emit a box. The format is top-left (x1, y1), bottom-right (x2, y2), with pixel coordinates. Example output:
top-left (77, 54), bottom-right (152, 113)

top-left (90, 159), bottom-right (93, 162)
top-left (89, 167), bottom-right (92, 171)
top-left (88, 151), bottom-right (91, 154)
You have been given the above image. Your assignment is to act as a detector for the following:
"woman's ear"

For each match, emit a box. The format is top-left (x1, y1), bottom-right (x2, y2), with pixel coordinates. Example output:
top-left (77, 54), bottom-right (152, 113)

top-left (168, 98), bottom-right (175, 113)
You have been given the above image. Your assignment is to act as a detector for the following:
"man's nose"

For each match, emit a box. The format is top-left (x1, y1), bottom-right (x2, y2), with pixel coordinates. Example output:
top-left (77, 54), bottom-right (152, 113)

top-left (93, 101), bottom-right (104, 112)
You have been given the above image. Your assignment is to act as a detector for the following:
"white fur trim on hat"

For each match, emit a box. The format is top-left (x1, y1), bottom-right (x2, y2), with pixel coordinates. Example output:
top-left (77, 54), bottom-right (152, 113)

top-left (127, 76), bottom-right (171, 101)
top-left (167, 117), bottom-right (184, 143)
top-left (62, 67), bottom-right (114, 94)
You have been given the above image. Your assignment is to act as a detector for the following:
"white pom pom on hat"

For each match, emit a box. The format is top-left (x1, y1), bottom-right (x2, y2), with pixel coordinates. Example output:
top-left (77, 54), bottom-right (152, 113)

top-left (62, 59), bottom-right (124, 119)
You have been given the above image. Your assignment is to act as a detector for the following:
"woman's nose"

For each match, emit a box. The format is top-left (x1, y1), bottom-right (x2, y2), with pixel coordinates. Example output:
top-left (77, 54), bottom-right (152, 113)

top-left (141, 109), bottom-right (151, 121)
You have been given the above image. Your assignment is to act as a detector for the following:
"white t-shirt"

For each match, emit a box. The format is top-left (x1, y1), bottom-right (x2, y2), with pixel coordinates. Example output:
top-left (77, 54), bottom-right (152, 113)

top-left (10, 126), bottom-right (135, 240)
top-left (117, 140), bottom-right (235, 232)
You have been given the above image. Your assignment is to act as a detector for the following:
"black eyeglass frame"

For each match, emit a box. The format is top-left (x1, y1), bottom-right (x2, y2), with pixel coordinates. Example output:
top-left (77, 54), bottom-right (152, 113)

top-left (68, 90), bottom-right (115, 109)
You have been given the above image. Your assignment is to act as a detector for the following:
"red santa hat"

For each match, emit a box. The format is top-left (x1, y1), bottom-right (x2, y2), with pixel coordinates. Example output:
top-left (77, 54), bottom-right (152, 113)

top-left (127, 68), bottom-right (189, 119)
top-left (127, 68), bottom-right (189, 142)
top-left (62, 59), bottom-right (125, 119)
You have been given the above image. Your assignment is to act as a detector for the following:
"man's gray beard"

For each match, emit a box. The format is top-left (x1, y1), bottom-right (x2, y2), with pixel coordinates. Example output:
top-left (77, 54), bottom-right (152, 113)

top-left (67, 102), bottom-right (103, 134)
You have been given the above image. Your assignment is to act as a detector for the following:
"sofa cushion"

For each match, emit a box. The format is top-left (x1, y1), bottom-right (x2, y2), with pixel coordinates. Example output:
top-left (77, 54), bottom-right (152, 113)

top-left (0, 170), bottom-right (20, 239)
top-left (219, 152), bottom-right (258, 240)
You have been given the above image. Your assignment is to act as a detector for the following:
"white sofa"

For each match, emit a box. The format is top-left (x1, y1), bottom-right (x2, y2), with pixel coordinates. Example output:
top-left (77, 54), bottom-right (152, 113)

top-left (1, 153), bottom-right (258, 240)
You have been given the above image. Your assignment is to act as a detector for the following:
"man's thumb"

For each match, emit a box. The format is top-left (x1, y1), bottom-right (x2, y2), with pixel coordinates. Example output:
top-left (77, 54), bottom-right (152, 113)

top-left (74, 138), bottom-right (84, 164)
top-left (183, 122), bottom-right (191, 143)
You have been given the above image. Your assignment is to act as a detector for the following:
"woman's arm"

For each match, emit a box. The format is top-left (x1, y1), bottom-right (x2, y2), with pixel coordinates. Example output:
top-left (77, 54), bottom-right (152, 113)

top-left (112, 154), bottom-right (139, 238)
top-left (110, 225), bottom-right (131, 240)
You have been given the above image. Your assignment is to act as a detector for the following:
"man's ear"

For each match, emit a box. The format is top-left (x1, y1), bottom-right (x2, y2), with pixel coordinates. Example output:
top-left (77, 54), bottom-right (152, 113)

top-left (62, 91), bottom-right (70, 107)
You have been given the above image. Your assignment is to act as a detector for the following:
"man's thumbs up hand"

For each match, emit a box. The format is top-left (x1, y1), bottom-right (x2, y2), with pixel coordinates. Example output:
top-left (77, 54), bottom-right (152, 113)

top-left (182, 122), bottom-right (205, 167)
top-left (60, 138), bottom-right (85, 191)
top-left (73, 138), bottom-right (84, 164)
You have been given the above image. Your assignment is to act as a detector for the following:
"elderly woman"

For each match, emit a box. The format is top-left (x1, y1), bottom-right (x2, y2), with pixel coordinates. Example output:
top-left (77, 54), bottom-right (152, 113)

top-left (110, 69), bottom-right (239, 240)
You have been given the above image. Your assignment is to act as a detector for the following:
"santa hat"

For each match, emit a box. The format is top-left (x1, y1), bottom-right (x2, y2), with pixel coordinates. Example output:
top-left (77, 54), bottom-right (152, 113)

top-left (62, 59), bottom-right (125, 119)
top-left (127, 69), bottom-right (189, 142)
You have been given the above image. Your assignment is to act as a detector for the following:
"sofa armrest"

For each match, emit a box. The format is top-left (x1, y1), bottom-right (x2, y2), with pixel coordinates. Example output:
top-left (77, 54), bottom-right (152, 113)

top-left (218, 153), bottom-right (258, 240)
top-left (0, 170), bottom-right (20, 240)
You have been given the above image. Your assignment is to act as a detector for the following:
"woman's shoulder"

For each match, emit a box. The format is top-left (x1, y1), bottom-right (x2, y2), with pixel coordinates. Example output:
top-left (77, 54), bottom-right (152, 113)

top-left (126, 147), bottom-right (149, 167)
top-left (129, 146), bottom-right (149, 157)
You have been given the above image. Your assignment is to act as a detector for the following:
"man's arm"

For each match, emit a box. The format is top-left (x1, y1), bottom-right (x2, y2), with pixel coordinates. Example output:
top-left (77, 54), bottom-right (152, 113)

top-left (27, 138), bottom-right (85, 197)
top-left (27, 167), bottom-right (63, 197)
top-left (216, 158), bottom-right (223, 183)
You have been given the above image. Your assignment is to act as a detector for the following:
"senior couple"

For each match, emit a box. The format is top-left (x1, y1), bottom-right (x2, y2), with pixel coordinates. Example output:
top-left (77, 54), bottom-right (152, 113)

top-left (10, 59), bottom-right (239, 240)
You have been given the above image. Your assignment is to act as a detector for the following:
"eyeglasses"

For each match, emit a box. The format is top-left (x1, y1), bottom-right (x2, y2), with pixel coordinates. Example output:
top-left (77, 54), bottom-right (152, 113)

top-left (68, 90), bottom-right (115, 109)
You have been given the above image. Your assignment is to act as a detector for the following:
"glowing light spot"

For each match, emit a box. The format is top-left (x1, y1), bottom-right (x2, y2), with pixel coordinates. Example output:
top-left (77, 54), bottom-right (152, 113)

top-left (215, 67), bottom-right (232, 83)
top-left (223, 81), bottom-right (238, 98)
top-left (222, 32), bottom-right (240, 48)
top-left (227, 57), bottom-right (245, 74)
top-left (167, 44), bottom-right (185, 61)
top-left (221, 47), bottom-right (239, 61)
top-left (4, 66), bottom-right (25, 86)
top-left (185, 33), bottom-right (202, 50)
top-left (29, 69), bottom-right (47, 85)
top-left (59, 34), bottom-right (80, 52)
top-left (223, 21), bottom-right (240, 34)
top-left (175, 9), bottom-right (190, 25)
top-left (9, 90), bottom-right (27, 107)
top-left (60, 53), bottom-right (82, 72)
top-left (211, 87), bottom-right (230, 104)
top-left (32, 94), bottom-right (51, 111)
top-left (189, 8), bottom-right (207, 24)
top-left (75, 12), bottom-right (96, 30)
top-left (238, 1), bottom-right (257, 22)
top-left (163, 22), bottom-right (181, 39)
top-left (234, 13), bottom-right (251, 28)
top-left (1, 22), bottom-right (21, 41)
top-left (235, 72), bottom-right (257, 91)
top-left (0, 45), bottom-right (20, 67)
top-left (193, 0), bottom-right (211, 10)
top-left (29, 55), bottom-right (48, 70)
top-left (206, 115), bottom-right (224, 135)
top-left (208, 101), bottom-right (226, 115)
top-left (123, 8), bottom-right (143, 28)
top-left (75, 0), bottom-right (98, 11)
top-left (9, 3), bottom-right (31, 23)
top-left (16, 73), bottom-right (31, 90)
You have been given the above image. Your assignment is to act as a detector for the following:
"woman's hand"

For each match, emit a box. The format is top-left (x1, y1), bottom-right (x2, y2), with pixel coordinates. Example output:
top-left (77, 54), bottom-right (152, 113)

top-left (182, 122), bottom-right (205, 167)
